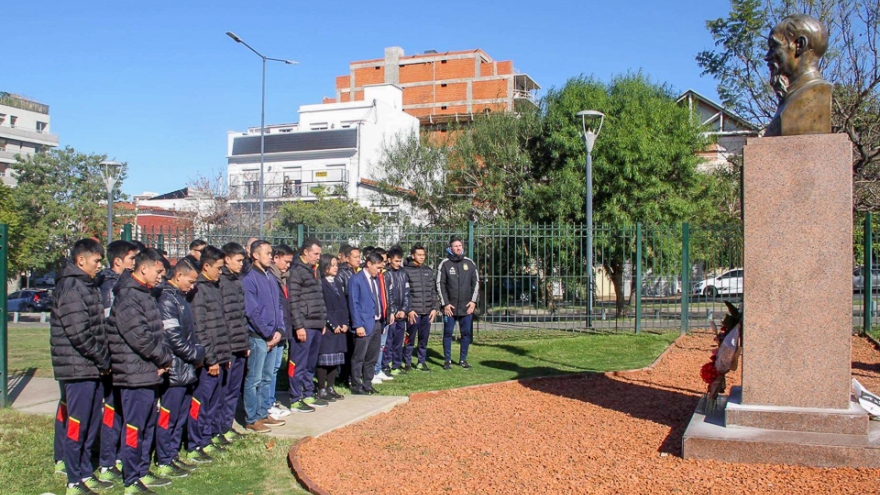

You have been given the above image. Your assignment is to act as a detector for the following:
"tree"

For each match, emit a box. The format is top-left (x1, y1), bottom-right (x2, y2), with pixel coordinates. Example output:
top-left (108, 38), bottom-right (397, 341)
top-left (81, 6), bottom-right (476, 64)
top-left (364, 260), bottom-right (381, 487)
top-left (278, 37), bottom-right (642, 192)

top-left (275, 188), bottom-right (381, 231)
top-left (12, 146), bottom-right (128, 273)
top-left (697, 0), bottom-right (880, 210)
top-left (531, 73), bottom-right (722, 315)
top-left (374, 111), bottom-right (539, 226)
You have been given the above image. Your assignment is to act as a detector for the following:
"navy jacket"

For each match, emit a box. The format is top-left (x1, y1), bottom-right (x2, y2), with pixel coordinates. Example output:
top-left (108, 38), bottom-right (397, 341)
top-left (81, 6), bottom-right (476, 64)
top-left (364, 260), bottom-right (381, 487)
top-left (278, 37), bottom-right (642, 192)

top-left (320, 277), bottom-right (349, 355)
top-left (191, 274), bottom-right (231, 366)
top-left (384, 266), bottom-right (411, 314)
top-left (242, 264), bottom-right (285, 340)
top-left (157, 282), bottom-right (205, 386)
top-left (348, 270), bottom-right (384, 336)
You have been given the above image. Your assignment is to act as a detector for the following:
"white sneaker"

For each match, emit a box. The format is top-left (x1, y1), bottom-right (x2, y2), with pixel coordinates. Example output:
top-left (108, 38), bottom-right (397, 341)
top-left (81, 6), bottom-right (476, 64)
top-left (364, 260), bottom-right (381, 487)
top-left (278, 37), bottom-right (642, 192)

top-left (268, 406), bottom-right (291, 418)
top-left (377, 371), bottom-right (394, 381)
top-left (371, 376), bottom-right (384, 385)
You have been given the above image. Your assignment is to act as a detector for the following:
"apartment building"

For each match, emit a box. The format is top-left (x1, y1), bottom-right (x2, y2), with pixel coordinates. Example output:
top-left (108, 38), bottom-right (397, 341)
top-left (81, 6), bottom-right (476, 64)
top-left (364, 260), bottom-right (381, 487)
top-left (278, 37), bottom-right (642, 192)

top-left (327, 47), bottom-right (540, 127)
top-left (0, 92), bottom-right (59, 186)
top-left (226, 84), bottom-right (419, 218)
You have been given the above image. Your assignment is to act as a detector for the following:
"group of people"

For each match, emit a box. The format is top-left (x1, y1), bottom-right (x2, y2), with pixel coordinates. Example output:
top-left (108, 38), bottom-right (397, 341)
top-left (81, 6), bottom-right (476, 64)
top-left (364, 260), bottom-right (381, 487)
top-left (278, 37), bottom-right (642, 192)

top-left (50, 234), bottom-right (479, 495)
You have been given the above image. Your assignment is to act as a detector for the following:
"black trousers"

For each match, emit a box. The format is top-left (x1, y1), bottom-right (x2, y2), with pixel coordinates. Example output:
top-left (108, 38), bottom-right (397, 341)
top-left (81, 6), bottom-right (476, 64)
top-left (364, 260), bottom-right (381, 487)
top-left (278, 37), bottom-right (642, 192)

top-left (350, 322), bottom-right (383, 391)
top-left (61, 379), bottom-right (102, 484)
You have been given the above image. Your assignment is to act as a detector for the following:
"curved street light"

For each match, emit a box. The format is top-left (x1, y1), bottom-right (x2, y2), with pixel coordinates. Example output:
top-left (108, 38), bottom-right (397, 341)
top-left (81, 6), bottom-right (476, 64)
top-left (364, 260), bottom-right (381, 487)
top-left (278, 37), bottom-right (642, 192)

top-left (226, 32), bottom-right (298, 235)
top-left (576, 110), bottom-right (605, 328)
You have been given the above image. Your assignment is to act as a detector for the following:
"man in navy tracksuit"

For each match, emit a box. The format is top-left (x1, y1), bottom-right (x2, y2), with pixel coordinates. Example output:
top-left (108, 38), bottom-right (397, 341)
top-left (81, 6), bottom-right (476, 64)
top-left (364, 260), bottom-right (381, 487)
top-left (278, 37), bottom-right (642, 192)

top-left (50, 239), bottom-right (113, 495)
top-left (218, 242), bottom-right (250, 442)
top-left (287, 238), bottom-right (328, 412)
top-left (155, 259), bottom-right (205, 476)
top-left (437, 236), bottom-right (480, 370)
top-left (384, 246), bottom-right (411, 375)
top-left (403, 244), bottom-right (439, 371)
top-left (188, 246), bottom-right (232, 458)
top-left (95, 240), bottom-right (138, 484)
top-left (106, 248), bottom-right (174, 494)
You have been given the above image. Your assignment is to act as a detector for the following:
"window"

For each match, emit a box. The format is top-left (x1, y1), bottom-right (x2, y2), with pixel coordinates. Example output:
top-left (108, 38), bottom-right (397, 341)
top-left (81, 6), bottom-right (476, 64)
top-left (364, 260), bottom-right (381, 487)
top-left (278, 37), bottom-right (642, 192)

top-left (310, 122), bottom-right (328, 131)
top-left (36, 121), bottom-right (47, 133)
top-left (0, 114), bottom-right (5, 125)
top-left (440, 106), bottom-right (447, 110)
top-left (441, 83), bottom-right (447, 87)
top-left (244, 181), bottom-right (259, 198)
top-left (441, 59), bottom-right (447, 64)
top-left (9, 116), bottom-right (17, 127)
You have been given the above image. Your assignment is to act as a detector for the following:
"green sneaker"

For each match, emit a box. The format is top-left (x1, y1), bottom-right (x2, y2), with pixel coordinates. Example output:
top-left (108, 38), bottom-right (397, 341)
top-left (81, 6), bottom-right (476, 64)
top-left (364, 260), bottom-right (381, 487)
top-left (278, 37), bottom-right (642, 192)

top-left (302, 396), bottom-right (329, 408)
top-left (115, 460), bottom-right (123, 472)
top-left (223, 429), bottom-right (244, 442)
top-left (65, 481), bottom-right (98, 495)
top-left (82, 476), bottom-right (113, 491)
top-left (184, 448), bottom-right (213, 464)
top-left (291, 400), bottom-right (315, 413)
top-left (123, 480), bottom-right (156, 494)
top-left (55, 460), bottom-right (67, 476)
top-left (172, 458), bottom-right (196, 471)
top-left (155, 463), bottom-right (189, 478)
top-left (140, 472), bottom-right (172, 487)
top-left (390, 367), bottom-right (406, 376)
top-left (96, 466), bottom-right (123, 483)
top-left (212, 434), bottom-right (232, 446)
top-left (202, 443), bottom-right (224, 456)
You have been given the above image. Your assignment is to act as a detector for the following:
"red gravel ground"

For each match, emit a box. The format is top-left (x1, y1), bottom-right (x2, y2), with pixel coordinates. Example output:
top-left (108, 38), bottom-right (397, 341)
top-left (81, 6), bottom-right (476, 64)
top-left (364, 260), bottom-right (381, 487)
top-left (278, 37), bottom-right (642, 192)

top-left (297, 333), bottom-right (880, 494)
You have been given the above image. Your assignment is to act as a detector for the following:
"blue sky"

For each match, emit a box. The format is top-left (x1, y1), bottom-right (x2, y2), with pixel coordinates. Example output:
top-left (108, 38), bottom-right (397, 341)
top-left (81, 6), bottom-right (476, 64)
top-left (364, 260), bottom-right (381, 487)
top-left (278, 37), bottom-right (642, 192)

top-left (6, 0), bottom-right (734, 196)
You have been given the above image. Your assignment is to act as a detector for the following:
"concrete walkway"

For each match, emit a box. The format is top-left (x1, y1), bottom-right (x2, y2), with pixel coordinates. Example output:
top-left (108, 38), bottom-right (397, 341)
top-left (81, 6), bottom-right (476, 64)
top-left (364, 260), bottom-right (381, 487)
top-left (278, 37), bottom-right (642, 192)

top-left (9, 377), bottom-right (408, 438)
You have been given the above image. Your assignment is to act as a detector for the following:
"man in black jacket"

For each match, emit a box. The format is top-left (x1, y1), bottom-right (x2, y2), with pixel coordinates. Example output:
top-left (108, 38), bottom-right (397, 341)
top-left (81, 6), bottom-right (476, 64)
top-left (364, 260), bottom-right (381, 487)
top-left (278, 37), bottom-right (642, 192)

top-left (51, 239), bottom-right (113, 495)
top-left (106, 248), bottom-right (174, 493)
top-left (188, 246), bottom-right (231, 458)
top-left (437, 236), bottom-right (479, 370)
top-left (384, 246), bottom-right (411, 375)
top-left (287, 238), bottom-right (328, 412)
top-left (218, 243), bottom-right (250, 442)
top-left (182, 240), bottom-right (206, 272)
top-left (95, 239), bottom-right (137, 485)
top-left (404, 244), bottom-right (439, 372)
top-left (155, 259), bottom-right (205, 477)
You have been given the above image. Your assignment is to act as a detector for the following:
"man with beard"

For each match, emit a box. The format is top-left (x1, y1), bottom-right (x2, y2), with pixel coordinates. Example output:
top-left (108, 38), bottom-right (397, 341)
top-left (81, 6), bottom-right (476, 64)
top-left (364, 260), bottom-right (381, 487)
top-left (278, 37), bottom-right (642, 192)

top-left (763, 14), bottom-right (831, 137)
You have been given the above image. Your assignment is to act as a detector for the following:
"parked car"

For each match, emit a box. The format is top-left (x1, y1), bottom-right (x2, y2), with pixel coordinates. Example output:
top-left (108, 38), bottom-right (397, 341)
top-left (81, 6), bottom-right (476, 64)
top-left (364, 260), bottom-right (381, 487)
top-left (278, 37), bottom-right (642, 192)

top-left (486, 276), bottom-right (539, 303)
top-left (34, 272), bottom-right (56, 286)
top-left (7, 289), bottom-right (53, 312)
top-left (853, 266), bottom-right (880, 292)
top-left (692, 268), bottom-right (743, 297)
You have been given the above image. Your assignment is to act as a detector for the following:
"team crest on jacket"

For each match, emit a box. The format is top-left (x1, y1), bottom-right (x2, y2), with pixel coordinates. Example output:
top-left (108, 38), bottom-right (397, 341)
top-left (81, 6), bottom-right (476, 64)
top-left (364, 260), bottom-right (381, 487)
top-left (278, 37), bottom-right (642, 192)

top-left (449, 267), bottom-right (456, 275)
top-left (463, 265), bottom-right (469, 271)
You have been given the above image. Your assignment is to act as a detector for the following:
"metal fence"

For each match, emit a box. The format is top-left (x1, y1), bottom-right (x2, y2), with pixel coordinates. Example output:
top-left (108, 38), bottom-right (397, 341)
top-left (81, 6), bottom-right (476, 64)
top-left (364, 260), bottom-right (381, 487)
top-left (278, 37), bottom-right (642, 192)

top-left (131, 221), bottom-right (758, 337)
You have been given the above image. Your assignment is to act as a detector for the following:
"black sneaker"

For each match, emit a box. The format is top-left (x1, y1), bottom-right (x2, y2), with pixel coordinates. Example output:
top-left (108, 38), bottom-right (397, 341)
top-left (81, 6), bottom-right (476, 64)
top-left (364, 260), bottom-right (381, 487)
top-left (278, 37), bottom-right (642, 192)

top-left (404, 363), bottom-right (412, 372)
top-left (459, 361), bottom-right (472, 370)
top-left (140, 472), bottom-right (172, 488)
top-left (419, 363), bottom-right (431, 372)
top-left (364, 387), bottom-right (378, 395)
top-left (327, 387), bottom-right (345, 400)
top-left (317, 388), bottom-right (336, 402)
top-left (443, 361), bottom-right (452, 370)
top-left (171, 458), bottom-right (195, 471)
top-left (350, 387), bottom-right (370, 395)
top-left (292, 400), bottom-right (316, 413)
top-left (66, 481), bottom-right (98, 495)
top-left (123, 480), bottom-right (156, 495)
top-left (303, 396), bottom-right (328, 408)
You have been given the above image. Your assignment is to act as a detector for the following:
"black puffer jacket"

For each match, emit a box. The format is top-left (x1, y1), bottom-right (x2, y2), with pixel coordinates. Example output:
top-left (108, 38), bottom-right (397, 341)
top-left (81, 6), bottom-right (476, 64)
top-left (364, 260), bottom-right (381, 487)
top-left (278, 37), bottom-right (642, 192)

top-left (157, 282), bottom-right (205, 386)
top-left (404, 258), bottom-right (439, 315)
top-left (106, 274), bottom-right (172, 387)
top-left (191, 274), bottom-right (231, 366)
top-left (436, 248), bottom-right (480, 317)
top-left (287, 257), bottom-right (326, 331)
top-left (219, 267), bottom-right (249, 353)
top-left (50, 262), bottom-right (110, 381)
top-left (337, 264), bottom-right (357, 296)
top-left (384, 266), bottom-right (411, 314)
top-left (97, 268), bottom-right (123, 314)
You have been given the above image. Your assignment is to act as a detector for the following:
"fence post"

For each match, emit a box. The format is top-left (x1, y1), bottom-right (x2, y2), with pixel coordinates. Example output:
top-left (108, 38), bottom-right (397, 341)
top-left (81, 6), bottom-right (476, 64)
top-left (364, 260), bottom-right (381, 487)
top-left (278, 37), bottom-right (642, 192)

top-left (0, 225), bottom-right (8, 408)
top-left (681, 222), bottom-right (690, 335)
top-left (157, 233), bottom-right (165, 252)
top-left (635, 223), bottom-right (642, 334)
top-left (865, 213), bottom-right (873, 335)
top-left (297, 224), bottom-right (304, 249)
top-left (467, 221), bottom-right (474, 259)
top-left (122, 223), bottom-right (132, 242)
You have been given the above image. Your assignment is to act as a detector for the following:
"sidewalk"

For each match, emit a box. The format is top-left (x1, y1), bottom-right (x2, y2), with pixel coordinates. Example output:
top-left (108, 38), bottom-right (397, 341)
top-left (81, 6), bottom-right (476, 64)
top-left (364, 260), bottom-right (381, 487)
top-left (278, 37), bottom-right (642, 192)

top-left (9, 376), bottom-right (408, 438)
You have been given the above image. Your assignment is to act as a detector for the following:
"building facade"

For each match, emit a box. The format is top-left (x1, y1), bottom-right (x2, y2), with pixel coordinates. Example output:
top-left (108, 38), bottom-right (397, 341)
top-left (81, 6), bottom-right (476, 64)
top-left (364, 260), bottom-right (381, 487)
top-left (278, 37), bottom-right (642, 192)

top-left (226, 84), bottom-right (419, 220)
top-left (327, 47), bottom-right (539, 127)
top-left (677, 90), bottom-right (758, 171)
top-left (0, 93), bottom-right (59, 186)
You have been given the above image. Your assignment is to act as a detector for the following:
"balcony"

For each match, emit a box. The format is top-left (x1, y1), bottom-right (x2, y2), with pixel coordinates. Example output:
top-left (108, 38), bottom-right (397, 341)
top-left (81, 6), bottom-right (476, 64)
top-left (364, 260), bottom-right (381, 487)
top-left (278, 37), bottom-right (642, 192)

top-left (0, 94), bottom-right (49, 115)
top-left (0, 125), bottom-right (59, 147)
top-left (228, 178), bottom-right (349, 203)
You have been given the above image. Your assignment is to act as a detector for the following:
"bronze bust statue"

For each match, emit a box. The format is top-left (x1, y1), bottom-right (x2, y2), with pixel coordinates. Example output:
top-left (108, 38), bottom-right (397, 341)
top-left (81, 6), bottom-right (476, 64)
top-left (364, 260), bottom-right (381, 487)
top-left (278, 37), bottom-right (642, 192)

top-left (763, 14), bottom-right (832, 137)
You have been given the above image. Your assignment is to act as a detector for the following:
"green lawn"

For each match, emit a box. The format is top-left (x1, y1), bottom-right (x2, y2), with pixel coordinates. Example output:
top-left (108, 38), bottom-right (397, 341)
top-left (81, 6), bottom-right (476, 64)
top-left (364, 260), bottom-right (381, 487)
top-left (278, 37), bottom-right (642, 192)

top-left (6, 324), bottom-right (53, 378)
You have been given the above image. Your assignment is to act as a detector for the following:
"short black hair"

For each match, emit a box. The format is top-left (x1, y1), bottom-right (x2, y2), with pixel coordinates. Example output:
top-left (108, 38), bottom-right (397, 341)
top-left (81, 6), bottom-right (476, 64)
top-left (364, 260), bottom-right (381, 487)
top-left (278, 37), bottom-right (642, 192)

top-left (387, 245), bottom-right (404, 260)
top-left (201, 246), bottom-right (225, 267)
top-left (339, 243), bottom-right (352, 256)
top-left (221, 242), bottom-right (247, 258)
top-left (273, 243), bottom-right (295, 258)
top-left (319, 253), bottom-right (337, 276)
top-left (362, 246), bottom-right (375, 259)
top-left (131, 240), bottom-right (147, 253)
top-left (301, 237), bottom-right (322, 254)
top-left (364, 251), bottom-right (385, 265)
top-left (134, 248), bottom-right (164, 270)
top-left (189, 239), bottom-right (207, 251)
top-left (410, 243), bottom-right (426, 255)
top-left (250, 240), bottom-right (271, 258)
top-left (72, 238), bottom-right (105, 260)
top-left (170, 257), bottom-right (197, 278)
top-left (373, 247), bottom-right (387, 258)
top-left (449, 235), bottom-right (463, 246)
top-left (106, 240), bottom-right (136, 266)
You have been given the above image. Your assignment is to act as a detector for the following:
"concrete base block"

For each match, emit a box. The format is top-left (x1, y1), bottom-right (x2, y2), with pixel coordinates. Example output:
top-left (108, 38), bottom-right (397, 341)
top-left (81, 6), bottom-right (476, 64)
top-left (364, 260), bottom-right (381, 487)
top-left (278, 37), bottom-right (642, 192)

top-left (725, 387), bottom-right (869, 435)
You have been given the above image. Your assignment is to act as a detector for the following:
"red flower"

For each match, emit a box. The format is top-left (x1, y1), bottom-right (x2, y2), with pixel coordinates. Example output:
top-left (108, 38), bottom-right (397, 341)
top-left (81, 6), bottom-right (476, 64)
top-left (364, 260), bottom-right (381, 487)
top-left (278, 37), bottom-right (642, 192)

top-left (700, 361), bottom-right (719, 384)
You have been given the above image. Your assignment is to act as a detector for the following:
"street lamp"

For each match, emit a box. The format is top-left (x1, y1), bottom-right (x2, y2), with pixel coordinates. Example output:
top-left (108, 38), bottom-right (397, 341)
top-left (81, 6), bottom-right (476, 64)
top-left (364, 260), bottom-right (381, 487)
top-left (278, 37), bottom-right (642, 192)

top-left (577, 110), bottom-right (605, 328)
top-left (226, 31), bottom-right (298, 235)
top-left (100, 160), bottom-right (122, 242)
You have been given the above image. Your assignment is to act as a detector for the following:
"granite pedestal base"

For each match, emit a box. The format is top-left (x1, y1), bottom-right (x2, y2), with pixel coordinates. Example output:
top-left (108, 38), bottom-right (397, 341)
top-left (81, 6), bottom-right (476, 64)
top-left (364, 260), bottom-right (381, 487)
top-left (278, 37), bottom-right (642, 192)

top-left (683, 389), bottom-right (880, 468)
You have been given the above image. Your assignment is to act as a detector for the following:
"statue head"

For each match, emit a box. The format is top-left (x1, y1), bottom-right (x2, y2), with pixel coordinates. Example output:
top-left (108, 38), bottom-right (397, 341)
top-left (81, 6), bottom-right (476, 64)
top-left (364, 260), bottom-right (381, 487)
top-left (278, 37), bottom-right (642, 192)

top-left (764, 14), bottom-right (828, 99)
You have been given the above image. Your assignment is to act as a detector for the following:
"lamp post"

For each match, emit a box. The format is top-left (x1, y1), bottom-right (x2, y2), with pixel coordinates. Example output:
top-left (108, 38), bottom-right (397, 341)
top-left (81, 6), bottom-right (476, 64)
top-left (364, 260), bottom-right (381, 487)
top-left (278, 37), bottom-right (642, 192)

top-left (576, 110), bottom-right (605, 328)
top-left (100, 160), bottom-right (122, 242)
top-left (226, 31), bottom-right (297, 236)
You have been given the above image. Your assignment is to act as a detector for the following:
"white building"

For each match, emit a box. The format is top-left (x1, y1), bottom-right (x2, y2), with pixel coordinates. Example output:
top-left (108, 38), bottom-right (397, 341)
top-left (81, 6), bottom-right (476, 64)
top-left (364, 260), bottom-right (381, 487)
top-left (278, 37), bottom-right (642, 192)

top-left (677, 90), bottom-right (759, 171)
top-left (0, 93), bottom-right (59, 186)
top-left (226, 84), bottom-right (419, 217)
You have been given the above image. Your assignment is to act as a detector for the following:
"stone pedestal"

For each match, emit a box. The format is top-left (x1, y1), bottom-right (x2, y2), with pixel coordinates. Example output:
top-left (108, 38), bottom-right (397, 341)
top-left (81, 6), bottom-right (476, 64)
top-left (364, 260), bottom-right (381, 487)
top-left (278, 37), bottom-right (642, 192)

top-left (682, 134), bottom-right (880, 467)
